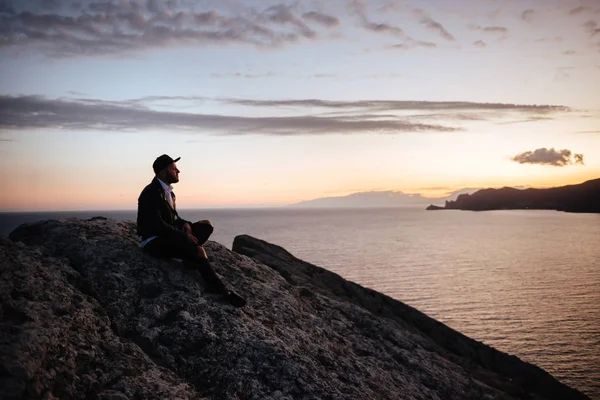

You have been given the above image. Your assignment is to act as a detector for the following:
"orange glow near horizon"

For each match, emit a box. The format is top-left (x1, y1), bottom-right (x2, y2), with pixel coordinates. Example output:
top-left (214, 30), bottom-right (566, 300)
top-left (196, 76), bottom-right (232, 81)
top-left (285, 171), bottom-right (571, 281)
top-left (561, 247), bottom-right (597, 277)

top-left (1, 169), bottom-right (598, 212)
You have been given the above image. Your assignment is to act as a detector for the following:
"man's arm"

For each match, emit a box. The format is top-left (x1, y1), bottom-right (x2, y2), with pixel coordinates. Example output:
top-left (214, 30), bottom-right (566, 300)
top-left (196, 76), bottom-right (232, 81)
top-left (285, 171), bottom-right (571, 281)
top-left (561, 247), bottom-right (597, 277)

top-left (180, 221), bottom-right (198, 244)
top-left (173, 213), bottom-right (191, 230)
top-left (181, 221), bottom-right (192, 233)
top-left (138, 191), bottom-right (189, 242)
top-left (172, 212), bottom-right (195, 240)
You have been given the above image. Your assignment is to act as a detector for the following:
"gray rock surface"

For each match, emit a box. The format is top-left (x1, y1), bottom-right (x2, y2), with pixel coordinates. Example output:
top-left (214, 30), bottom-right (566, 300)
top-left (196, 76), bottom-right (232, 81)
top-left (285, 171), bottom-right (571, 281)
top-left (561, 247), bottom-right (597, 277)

top-left (2, 217), bottom-right (589, 400)
top-left (0, 236), bottom-right (201, 400)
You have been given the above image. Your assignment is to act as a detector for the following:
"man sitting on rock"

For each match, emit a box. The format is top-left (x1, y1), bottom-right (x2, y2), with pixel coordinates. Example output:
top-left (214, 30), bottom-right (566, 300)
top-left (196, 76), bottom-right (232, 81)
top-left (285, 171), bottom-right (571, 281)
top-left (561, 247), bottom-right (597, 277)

top-left (137, 154), bottom-right (246, 307)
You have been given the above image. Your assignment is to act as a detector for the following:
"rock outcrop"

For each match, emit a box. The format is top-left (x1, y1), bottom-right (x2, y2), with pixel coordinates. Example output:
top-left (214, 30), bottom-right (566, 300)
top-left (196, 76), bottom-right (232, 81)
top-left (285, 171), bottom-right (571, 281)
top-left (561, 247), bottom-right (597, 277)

top-left (2, 217), bottom-right (590, 399)
top-left (425, 205), bottom-right (445, 211)
top-left (426, 178), bottom-right (600, 213)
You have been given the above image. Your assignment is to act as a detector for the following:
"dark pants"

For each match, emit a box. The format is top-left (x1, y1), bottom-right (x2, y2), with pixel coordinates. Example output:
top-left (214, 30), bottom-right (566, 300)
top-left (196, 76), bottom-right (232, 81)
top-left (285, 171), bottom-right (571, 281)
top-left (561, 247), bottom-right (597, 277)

top-left (143, 221), bottom-right (226, 293)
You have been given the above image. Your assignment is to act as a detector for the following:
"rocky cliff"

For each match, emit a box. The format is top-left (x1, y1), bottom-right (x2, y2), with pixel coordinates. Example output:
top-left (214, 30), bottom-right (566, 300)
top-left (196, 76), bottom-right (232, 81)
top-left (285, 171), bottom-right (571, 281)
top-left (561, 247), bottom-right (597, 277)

top-left (426, 178), bottom-right (600, 213)
top-left (1, 217), bottom-right (590, 399)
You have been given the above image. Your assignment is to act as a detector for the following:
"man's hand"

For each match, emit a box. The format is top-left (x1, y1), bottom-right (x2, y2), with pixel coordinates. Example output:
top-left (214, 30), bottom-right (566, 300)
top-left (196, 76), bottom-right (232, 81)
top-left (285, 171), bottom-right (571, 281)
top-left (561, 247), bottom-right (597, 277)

top-left (182, 223), bottom-right (198, 244)
top-left (187, 233), bottom-right (199, 244)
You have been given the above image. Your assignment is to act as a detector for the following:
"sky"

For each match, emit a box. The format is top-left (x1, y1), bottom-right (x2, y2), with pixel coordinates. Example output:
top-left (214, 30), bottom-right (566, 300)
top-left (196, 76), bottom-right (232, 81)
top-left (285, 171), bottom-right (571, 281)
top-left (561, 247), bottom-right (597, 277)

top-left (0, 0), bottom-right (599, 211)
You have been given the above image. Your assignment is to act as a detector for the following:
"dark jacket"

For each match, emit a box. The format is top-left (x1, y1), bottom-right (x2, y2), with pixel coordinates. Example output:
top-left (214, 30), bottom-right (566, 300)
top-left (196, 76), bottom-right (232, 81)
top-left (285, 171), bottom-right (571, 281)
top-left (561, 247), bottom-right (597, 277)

top-left (137, 177), bottom-right (191, 242)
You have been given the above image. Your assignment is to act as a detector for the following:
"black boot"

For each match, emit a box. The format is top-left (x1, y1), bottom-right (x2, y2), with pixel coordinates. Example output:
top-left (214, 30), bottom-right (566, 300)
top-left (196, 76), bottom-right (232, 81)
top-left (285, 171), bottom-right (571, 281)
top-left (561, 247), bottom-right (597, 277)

top-left (189, 257), bottom-right (227, 294)
top-left (224, 289), bottom-right (246, 308)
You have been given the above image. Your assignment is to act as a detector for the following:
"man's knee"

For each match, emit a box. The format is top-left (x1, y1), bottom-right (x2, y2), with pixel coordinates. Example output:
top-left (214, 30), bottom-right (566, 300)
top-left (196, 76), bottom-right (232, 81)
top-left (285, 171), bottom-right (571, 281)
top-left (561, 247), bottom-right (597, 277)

top-left (198, 219), bottom-right (213, 227)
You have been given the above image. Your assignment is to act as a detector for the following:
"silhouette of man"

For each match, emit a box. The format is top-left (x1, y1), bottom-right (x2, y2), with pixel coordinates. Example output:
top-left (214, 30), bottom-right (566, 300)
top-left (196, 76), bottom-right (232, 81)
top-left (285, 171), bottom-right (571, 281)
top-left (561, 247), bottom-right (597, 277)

top-left (137, 154), bottom-right (246, 307)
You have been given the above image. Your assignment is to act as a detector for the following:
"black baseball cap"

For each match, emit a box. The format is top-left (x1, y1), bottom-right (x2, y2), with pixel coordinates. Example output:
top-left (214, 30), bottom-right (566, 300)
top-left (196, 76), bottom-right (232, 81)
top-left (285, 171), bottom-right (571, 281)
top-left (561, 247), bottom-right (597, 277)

top-left (152, 154), bottom-right (180, 173)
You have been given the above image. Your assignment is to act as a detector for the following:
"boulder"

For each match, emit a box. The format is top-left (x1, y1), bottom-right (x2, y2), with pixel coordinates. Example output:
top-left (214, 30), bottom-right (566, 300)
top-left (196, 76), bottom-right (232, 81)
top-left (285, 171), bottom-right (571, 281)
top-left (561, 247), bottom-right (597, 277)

top-left (1, 217), bottom-right (589, 399)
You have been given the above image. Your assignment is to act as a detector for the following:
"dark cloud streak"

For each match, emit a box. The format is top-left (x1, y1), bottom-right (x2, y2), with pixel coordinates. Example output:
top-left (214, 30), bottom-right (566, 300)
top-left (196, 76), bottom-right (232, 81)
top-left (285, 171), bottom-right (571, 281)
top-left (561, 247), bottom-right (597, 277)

top-left (363, 20), bottom-right (404, 36)
top-left (582, 20), bottom-right (600, 37)
top-left (302, 11), bottom-right (339, 27)
top-left (420, 17), bottom-right (454, 41)
top-left (211, 72), bottom-right (277, 79)
top-left (350, 0), bottom-right (405, 36)
top-left (483, 26), bottom-right (508, 34)
top-left (0, 2), bottom-right (327, 57)
top-left (0, 95), bottom-right (461, 135)
top-left (388, 40), bottom-right (436, 50)
top-left (521, 9), bottom-right (535, 23)
top-left (223, 98), bottom-right (569, 113)
top-left (260, 4), bottom-right (316, 39)
top-left (0, 95), bottom-right (574, 138)
top-left (569, 6), bottom-right (591, 16)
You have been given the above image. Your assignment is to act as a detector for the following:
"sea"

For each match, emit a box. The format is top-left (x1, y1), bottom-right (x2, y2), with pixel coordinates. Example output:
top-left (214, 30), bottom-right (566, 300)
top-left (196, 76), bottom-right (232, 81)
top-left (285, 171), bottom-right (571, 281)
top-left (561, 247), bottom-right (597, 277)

top-left (1, 206), bottom-right (599, 399)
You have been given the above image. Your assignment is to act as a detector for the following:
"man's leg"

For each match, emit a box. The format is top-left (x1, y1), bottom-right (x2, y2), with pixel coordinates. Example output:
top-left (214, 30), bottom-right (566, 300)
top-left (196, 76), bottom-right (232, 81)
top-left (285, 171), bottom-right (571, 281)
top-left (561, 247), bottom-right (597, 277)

top-left (191, 248), bottom-right (227, 295)
top-left (190, 221), bottom-right (246, 307)
top-left (190, 220), bottom-right (226, 293)
top-left (144, 236), bottom-right (226, 293)
top-left (191, 220), bottom-right (214, 246)
top-left (143, 236), bottom-right (246, 307)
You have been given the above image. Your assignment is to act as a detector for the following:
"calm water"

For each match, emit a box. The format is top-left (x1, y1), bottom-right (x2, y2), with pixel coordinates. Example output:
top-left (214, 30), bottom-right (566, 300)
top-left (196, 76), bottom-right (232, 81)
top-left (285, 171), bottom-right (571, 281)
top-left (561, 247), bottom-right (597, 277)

top-left (2, 207), bottom-right (599, 398)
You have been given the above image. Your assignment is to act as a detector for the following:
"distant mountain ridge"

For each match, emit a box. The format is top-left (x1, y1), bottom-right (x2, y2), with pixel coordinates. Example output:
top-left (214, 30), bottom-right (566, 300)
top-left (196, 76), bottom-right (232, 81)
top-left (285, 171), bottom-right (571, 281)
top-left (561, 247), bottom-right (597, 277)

top-left (427, 178), bottom-right (600, 213)
top-left (291, 188), bottom-right (480, 208)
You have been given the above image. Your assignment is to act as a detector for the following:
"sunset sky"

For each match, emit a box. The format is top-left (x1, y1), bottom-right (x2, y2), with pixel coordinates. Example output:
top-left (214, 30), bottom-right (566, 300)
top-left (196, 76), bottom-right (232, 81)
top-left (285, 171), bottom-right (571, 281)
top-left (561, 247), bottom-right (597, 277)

top-left (0, 0), bottom-right (599, 211)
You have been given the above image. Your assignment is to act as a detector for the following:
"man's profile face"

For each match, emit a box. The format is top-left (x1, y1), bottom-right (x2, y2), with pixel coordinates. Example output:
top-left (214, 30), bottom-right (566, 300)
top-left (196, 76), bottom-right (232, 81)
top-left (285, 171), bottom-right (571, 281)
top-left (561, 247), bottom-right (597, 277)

top-left (164, 162), bottom-right (180, 184)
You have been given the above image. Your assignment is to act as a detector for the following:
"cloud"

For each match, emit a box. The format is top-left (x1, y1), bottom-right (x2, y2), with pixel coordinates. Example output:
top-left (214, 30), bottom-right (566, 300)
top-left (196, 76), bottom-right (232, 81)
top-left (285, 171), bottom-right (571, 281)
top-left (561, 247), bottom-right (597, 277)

top-left (535, 36), bottom-right (563, 43)
top-left (222, 98), bottom-right (569, 113)
top-left (521, 9), bottom-right (535, 23)
top-left (388, 40), bottom-right (436, 50)
top-left (582, 20), bottom-right (600, 36)
top-left (496, 116), bottom-right (554, 125)
top-left (302, 11), bottom-right (339, 27)
top-left (2, 95), bottom-right (574, 136)
top-left (511, 148), bottom-right (585, 166)
top-left (563, 50), bottom-right (577, 55)
top-left (570, 6), bottom-right (591, 15)
top-left (420, 17), bottom-right (454, 41)
top-left (1, 93), bottom-right (575, 138)
top-left (260, 4), bottom-right (316, 39)
top-left (0, 95), bottom-right (461, 135)
top-left (211, 72), bottom-right (338, 79)
top-left (378, 3), bottom-right (403, 13)
top-left (483, 26), bottom-right (508, 34)
top-left (473, 40), bottom-right (486, 47)
top-left (0, 0), bottom-right (15, 14)
top-left (40, 0), bottom-right (61, 11)
top-left (363, 20), bottom-right (404, 36)
top-left (350, 0), bottom-right (405, 36)
top-left (211, 72), bottom-right (278, 79)
top-left (0, 2), bottom-right (327, 57)
top-left (363, 73), bottom-right (403, 79)
top-left (419, 186), bottom-right (453, 191)
top-left (554, 66), bottom-right (574, 81)
top-left (469, 24), bottom-right (509, 39)
top-left (312, 74), bottom-right (336, 78)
